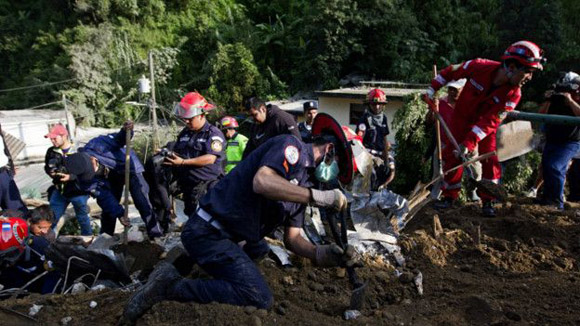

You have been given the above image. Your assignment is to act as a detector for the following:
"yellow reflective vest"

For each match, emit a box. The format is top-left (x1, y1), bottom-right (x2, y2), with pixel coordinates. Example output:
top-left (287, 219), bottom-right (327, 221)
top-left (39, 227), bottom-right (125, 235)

top-left (225, 133), bottom-right (248, 173)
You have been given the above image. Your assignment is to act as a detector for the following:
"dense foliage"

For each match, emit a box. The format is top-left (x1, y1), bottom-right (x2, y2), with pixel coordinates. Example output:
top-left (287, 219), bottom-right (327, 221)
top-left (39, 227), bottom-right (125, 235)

top-left (1, 0), bottom-right (579, 125)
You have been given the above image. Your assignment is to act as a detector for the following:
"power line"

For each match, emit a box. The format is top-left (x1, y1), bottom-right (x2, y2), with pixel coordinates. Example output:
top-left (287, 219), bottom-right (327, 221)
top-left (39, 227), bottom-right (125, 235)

top-left (0, 79), bottom-right (77, 93)
top-left (0, 59), bottom-right (147, 94)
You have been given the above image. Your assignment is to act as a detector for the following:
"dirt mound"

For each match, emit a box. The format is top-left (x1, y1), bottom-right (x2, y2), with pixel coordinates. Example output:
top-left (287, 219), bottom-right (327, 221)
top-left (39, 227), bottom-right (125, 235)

top-left (2, 198), bottom-right (580, 325)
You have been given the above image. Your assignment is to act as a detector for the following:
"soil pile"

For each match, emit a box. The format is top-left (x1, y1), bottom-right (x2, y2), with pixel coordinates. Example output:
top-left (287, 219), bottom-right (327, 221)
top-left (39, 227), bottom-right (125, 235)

top-left (1, 197), bottom-right (579, 325)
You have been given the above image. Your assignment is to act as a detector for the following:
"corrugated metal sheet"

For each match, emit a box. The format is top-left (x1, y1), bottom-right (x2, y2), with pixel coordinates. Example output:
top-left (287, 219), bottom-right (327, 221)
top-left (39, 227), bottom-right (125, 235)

top-left (3, 131), bottom-right (26, 159)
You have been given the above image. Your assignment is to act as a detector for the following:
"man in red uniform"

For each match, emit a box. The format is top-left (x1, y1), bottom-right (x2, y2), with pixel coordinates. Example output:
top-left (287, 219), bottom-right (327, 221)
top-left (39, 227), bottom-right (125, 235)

top-left (423, 40), bottom-right (545, 217)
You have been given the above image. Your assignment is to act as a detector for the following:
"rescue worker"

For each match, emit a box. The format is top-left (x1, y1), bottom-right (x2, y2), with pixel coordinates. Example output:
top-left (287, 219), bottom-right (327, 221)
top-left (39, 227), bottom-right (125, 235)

top-left (0, 206), bottom-right (59, 294)
top-left (423, 40), bottom-right (545, 217)
top-left (356, 88), bottom-right (392, 190)
top-left (242, 96), bottom-right (300, 158)
top-left (298, 100), bottom-right (319, 143)
top-left (537, 72), bottom-right (580, 210)
top-left (63, 122), bottom-right (164, 238)
top-left (0, 121), bottom-right (27, 215)
top-left (220, 116), bottom-right (248, 174)
top-left (121, 113), bottom-right (361, 323)
top-left (44, 124), bottom-right (92, 236)
top-left (164, 92), bottom-right (226, 216)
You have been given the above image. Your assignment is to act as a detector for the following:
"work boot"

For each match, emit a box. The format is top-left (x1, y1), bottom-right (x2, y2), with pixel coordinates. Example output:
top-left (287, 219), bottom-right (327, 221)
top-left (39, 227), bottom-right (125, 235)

top-left (525, 187), bottom-right (538, 198)
top-left (481, 201), bottom-right (496, 217)
top-left (468, 190), bottom-right (480, 202)
top-left (121, 262), bottom-right (181, 324)
top-left (433, 197), bottom-right (454, 210)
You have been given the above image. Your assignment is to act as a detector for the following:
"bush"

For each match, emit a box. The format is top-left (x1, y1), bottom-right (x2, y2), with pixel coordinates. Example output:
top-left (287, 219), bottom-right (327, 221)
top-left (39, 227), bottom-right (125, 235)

top-left (390, 93), bottom-right (432, 195)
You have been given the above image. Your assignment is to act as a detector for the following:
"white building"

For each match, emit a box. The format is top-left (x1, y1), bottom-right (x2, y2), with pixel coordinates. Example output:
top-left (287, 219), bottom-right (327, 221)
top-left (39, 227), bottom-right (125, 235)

top-left (0, 109), bottom-right (75, 163)
top-left (315, 81), bottom-right (427, 144)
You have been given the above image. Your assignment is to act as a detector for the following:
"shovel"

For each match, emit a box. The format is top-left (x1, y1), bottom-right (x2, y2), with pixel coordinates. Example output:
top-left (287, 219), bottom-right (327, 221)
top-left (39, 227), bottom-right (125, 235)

top-left (434, 114), bottom-right (509, 202)
top-left (326, 209), bottom-right (366, 310)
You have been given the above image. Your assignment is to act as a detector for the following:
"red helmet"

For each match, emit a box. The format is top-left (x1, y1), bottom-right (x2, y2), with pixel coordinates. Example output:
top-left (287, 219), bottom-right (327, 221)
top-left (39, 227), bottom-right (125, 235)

top-left (174, 92), bottom-right (216, 119)
top-left (501, 40), bottom-right (545, 70)
top-left (0, 217), bottom-right (29, 265)
top-left (220, 116), bottom-right (239, 129)
top-left (366, 88), bottom-right (387, 104)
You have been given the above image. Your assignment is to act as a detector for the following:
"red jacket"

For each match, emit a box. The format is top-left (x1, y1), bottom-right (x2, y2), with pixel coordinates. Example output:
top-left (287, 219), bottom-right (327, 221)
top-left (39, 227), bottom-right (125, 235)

top-left (428, 59), bottom-right (521, 151)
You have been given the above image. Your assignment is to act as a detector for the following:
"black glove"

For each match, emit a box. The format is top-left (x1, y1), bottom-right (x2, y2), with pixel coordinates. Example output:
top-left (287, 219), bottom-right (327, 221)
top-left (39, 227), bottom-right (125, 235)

top-left (315, 244), bottom-right (362, 268)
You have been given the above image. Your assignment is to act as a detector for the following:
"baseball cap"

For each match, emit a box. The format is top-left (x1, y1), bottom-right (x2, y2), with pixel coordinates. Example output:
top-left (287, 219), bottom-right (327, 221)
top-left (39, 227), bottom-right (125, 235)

top-left (303, 101), bottom-right (319, 112)
top-left (45, 124), bottom-right (68, 138)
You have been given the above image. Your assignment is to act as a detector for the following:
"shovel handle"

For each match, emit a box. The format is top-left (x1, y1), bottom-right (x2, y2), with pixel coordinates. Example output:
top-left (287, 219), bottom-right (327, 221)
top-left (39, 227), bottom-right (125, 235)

top-left (123, 126), bottom-right (132, 244)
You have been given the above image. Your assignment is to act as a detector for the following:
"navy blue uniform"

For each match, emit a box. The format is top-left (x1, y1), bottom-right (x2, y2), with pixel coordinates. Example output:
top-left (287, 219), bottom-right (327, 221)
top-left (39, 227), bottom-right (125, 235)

top-left (173, 135), bottom-right (313, 309)
top-left (0, 123), bottom-right (27, 214)
top-left (356, 110), bottom-right (390, 156)
top-left (298, 122), bottom-right (313, 143)
top-left (173, 122), bottom-right (225, 216)
top-left (80, 129), bottom-right (163, 238)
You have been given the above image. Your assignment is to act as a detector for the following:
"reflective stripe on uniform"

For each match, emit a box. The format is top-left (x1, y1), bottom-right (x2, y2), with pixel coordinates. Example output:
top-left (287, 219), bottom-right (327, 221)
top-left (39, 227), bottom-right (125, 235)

top-left (435, 75), bottom-right (447, 86)
top-left (472, 126), bottom-right (487, 141)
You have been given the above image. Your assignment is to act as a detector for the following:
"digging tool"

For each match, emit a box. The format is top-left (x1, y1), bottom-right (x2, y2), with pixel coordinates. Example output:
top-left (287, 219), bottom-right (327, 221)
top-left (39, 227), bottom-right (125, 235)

top-left (326, 209), bottom-right (366, 310)
top-left (431, 64), bottom-right (444, 199)
top-left (433, 113), bottom-right (509, 202)
top-left (122, 122), bottom-right (132, 244)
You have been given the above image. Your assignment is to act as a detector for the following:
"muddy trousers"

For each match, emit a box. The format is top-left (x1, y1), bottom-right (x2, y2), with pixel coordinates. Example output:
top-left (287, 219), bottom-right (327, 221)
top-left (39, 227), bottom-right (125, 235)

top-left (441, 131), bottom-right (501, 201)
top-left (172, 215), bottom-right (273, 309)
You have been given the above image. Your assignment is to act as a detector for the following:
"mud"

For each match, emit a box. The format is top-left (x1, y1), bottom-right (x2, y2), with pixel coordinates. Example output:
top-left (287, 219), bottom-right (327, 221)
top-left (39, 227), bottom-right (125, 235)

top-left (2, 197), bottom-right (580, 325)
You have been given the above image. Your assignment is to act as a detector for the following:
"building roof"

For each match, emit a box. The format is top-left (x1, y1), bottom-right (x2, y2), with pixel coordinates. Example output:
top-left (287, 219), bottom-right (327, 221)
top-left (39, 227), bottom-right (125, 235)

top-left (267, 99), bottom-right (316, 115)
top-left (316, 81), bottom-right (427, 100)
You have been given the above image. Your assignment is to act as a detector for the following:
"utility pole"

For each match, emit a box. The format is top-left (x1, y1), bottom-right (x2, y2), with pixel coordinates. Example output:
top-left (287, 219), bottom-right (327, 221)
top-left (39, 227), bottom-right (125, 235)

top-left (62, 94), bottom-right (74, 143)
top-left (148, 51), bottom-right (159, 151)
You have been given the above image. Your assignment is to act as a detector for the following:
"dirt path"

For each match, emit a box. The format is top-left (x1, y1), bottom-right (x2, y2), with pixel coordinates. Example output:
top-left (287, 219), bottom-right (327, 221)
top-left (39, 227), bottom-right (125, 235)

top-left (2, 198), bottom-right (579, 325)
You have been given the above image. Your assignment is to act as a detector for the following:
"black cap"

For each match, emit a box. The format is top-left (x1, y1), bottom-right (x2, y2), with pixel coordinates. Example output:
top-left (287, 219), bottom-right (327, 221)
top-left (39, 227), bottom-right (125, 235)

top-left (303, 101), bottom-right (318, 112)
top-left (64, 152), bottom-right (95, 182)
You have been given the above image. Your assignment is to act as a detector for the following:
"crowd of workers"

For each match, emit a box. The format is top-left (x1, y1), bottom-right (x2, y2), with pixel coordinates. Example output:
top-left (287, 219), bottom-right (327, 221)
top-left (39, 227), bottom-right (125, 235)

top-left (0, 39), bottom-right (579, 323)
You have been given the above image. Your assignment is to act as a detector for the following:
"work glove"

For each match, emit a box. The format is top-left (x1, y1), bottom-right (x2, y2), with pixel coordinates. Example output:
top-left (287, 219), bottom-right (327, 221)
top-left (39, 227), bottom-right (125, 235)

top-left (118, 215), bottom-right (131, 227)
top-left (311, 189), bottom-right (347, 211)
top-left (453, 144), bottom-right (474, 161)
top-left (422, 93), bottom-right (439, 113)
top-left (315, 244), bottom-right (362, 268)
top-left (123, 120), bottom-right (134, 132)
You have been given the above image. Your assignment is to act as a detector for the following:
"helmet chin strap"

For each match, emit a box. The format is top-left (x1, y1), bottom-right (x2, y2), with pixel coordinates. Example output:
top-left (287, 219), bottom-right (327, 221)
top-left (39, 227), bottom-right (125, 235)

top-left (503, 62), bottom-right (514, 79)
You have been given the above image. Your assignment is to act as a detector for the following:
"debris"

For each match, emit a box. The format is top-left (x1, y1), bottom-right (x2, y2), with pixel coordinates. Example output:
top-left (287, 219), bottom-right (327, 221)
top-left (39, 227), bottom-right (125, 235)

top-left (414, 271), bottom-right (424, 296)
top-left (275, 305), bottom-right (286, 315)
top-left (127, 225), bottom-right (145, 243)
top-left (433, 215), bottom-right (443, 239)
top-left (251, 315), bottom-right (262, 326)
top-left (89, 301), bottom-right (97, 308)
top-left (88, 233), bottom-right (118, 250)
top-left (268, 243), bottom-right (292, 266)
top-left (90, 284), bottom-right (107, 291)
top-left (70, 283), bottom-right (86, 294)
top-left (28, 304), bottom-right (42, 317)
top-left (282, 276), bottom-right (294, 285)
top-left (61, 316), bottom-right (72, 325)
top-left (343, 309), bottom-right (361, 320)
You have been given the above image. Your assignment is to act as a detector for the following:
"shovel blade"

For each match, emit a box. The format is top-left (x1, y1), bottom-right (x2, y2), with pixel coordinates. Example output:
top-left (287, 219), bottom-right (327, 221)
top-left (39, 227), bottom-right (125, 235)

top-left (469, 178), bottom-right (508, 202)
top-left (496, 121), bottom-right (536, 162)
top-left (349, 281), bottom-right (368, 310)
